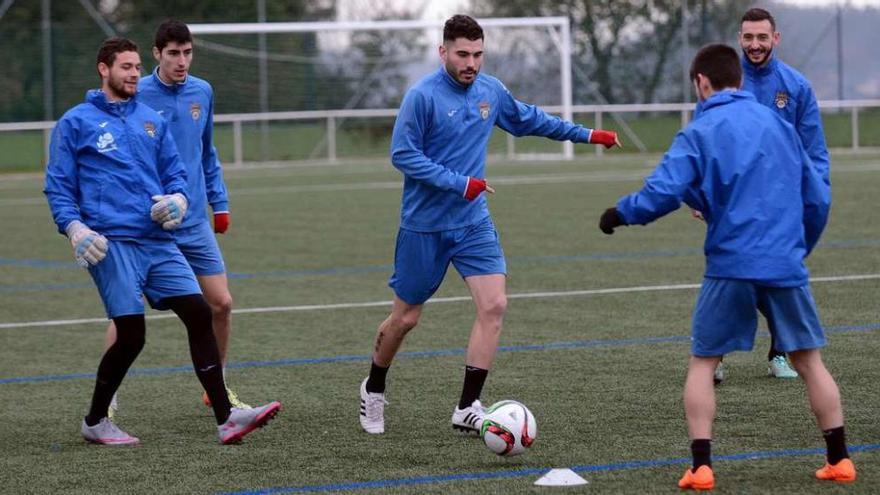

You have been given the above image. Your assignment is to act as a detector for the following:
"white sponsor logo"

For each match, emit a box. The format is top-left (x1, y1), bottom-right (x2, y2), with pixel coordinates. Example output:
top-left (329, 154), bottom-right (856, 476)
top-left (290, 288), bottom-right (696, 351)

top-left (448, 109), bottom-right (458, 117)
top-left (96, 132), bottom-right (117, 153)
top-left (98, 121), bottom-right (108, 128)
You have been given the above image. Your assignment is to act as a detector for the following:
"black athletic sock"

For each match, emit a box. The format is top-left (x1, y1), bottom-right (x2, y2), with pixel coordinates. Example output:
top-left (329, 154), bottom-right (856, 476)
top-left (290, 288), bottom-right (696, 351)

top-left (691, 439), bottom-right (712, 470)
top-left (365, 361), bottom-right (389, 394)
top-left (768, 336), bottom-right (784, 361)
top-left (85, 315), bottom-right (146, 426)
top-left (823, 426), bottom-right (849, 464)
top-left (165, 294), bottom-right (231, 424)
top-left (458, 366), bottom-right (488, 410)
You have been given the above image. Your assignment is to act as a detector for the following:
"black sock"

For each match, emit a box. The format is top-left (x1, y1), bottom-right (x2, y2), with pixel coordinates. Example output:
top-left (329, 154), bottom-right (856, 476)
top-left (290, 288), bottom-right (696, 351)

top-left (366, 361), bottom-right (389, 394)
top-left (458, 366), bottom-right (488, 410)
top-left (86, 315), bottom-right (146, 426)
top-left (165, 295), bottom-right (231, 424)
top-left (768, 346), bottom-right (784, 361)
top-left (823, 426), bottom-right (849, 464)
top-left (691, 439), bottom-right (712, 470)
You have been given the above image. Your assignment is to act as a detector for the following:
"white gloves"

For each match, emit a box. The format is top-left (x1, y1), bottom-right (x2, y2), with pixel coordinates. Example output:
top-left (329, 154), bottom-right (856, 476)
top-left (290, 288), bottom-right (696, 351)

top-left (66, 220), bottom-right (108, 267)
top-left (150, 193), bottom-right (188, 230)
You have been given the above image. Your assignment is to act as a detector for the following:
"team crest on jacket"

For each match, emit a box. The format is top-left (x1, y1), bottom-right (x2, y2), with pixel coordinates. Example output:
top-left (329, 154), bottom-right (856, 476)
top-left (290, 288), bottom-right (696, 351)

top-left (190, 102), bottom-right (201, 120)
top-left (774, 92), bottom-right (789, 109)
top-left (144, 121), bottom-right (156, 138)
top-left (479, 102), bottom-right (490, 120)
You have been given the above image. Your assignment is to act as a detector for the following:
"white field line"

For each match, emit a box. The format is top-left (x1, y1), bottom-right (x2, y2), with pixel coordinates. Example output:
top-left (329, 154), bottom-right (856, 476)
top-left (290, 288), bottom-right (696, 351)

top-left (4, 163), bottom-right (880, 206)
top-left (1, 273), bottom-right (877, 330)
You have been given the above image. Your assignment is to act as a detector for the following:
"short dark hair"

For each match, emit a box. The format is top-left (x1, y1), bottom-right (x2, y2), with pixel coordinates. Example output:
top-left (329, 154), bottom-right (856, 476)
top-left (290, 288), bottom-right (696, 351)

top-left (741, 8), bottom-right (776, 31)
top-left (689, 43), bottom-right (742, 90)
top-left (154, 19), bottom-right (192, 51)
top-left (443, 15), bottom-right (483, 42)
top-left (96, 37), bottom-right (138, 69)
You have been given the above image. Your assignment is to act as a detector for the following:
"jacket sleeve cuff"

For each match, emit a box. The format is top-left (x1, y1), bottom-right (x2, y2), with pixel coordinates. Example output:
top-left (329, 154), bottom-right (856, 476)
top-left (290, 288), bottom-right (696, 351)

top-left (454, 174), bottom-right (469, 195)
top-left (580, 128), bottom-right (592, 143)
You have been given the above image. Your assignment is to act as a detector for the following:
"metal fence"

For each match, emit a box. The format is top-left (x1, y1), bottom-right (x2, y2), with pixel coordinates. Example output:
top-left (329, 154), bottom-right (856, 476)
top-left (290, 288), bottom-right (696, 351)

top-left (1, 99), bottom-right (878, 167)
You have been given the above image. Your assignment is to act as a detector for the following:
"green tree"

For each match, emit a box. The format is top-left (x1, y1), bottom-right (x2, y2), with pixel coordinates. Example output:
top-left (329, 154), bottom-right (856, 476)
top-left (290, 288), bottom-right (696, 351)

top-left (474, 0), bottom-right (749, 103)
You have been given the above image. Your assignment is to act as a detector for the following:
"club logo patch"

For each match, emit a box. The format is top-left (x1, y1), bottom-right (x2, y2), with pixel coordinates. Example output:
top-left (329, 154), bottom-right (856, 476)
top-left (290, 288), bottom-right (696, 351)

top-left (190, 102), bottom-right (201, 120)
top-left (775, 92), bottom-right (789, 109)
top-left (144, 121), bottom-right (156, 138)
top-left (479, 102), bottom-right (490, 120)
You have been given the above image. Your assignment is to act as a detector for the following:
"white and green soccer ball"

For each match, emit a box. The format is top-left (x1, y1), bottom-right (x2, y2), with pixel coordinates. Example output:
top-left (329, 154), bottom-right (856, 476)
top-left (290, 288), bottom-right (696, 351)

top-left (480, 400), bottom-right (537, 456)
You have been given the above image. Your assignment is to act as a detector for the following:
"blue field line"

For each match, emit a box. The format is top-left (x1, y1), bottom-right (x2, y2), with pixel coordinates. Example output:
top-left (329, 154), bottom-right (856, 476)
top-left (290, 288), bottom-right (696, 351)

top-left (2, 237), bottom-right (879, 294)
top-left (0, 282), bottom-right (92, 292)
top-left (2, 323), bottom-right (878, 386)
top-left (0, 257), bottom-right (78, 269)
top-left (220, 444), bottom-right (880, 494)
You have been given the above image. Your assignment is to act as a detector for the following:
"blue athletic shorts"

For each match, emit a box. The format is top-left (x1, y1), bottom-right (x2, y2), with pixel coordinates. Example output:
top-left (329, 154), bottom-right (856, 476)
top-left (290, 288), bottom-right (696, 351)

top-left (691, 277), bottom-right (826, 357)
top-left (173, 221), bottom-right (226, 276)
top-left (389, 216), bottom-right (506, 305)
top-left (87, 239), bottom-right (202, 318)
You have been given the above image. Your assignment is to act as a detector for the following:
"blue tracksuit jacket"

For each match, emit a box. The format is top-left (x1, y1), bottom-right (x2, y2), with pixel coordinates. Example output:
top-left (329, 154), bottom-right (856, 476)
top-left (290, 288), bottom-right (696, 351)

top-left (617, 91), bottom-right (831, 287)
top-left (138, 69), bottom-right (228, 231)
top-left (44, 90), bottom-right (189, 240)
top-left (391, 67), bottom-right (594, 232)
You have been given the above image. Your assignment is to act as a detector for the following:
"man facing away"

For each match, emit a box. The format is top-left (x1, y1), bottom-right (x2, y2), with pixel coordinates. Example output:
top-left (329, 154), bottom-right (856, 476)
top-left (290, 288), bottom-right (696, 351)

top-left (359, 14), bottom-right (622, 435)
top-left (104, 19), bottom-right (250, 416)
top-left (599, 43), bottom-right (854, 489)
top-left (44, 37), bottom-right (280, 445)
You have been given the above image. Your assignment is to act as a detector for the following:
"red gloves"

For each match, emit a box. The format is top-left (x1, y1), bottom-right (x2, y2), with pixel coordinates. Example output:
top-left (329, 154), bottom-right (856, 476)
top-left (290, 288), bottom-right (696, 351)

top-left (213, 212), bottom-right (230, 234)
top-left (464, 177), bottom-right (488, 201)
top-left (589, 130), bottom-right (620, 148)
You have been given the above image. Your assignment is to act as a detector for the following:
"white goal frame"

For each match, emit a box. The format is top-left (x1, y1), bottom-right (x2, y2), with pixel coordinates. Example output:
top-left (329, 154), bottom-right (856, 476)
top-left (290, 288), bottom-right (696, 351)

top-left (188, 17), bottom-right (575, 160)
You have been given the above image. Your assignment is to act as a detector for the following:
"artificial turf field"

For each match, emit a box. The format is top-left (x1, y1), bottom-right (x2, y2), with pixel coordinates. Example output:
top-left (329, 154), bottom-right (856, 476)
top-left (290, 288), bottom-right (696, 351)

top-left (1, 151), bottom-right (878, 494)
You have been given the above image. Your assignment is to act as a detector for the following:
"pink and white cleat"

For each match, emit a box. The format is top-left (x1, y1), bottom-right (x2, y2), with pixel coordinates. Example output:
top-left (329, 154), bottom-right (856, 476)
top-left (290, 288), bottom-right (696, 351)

top-left (81, 417), bottom-right (139, 446)
top-left (218, 401), bottom-right (282, 444)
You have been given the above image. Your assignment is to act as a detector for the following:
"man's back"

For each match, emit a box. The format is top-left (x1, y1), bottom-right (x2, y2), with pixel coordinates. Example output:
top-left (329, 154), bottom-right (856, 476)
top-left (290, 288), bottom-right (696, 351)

top-left (616, 90), bottom-right (830, 286)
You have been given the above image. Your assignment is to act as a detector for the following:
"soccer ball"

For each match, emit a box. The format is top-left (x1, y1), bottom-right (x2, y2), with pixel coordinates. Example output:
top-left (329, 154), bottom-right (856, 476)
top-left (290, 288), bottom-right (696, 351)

top-left (480, 400), bottom-right (537, 456)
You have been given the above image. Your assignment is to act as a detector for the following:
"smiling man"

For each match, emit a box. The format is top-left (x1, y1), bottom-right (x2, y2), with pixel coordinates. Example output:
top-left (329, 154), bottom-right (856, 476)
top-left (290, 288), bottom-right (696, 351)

top-left (357, 14), bottom-right (622, 436)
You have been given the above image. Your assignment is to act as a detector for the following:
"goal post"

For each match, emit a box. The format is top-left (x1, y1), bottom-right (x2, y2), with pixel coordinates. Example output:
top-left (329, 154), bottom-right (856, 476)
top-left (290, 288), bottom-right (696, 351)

top-left (187, 17), bottom-right (575, 163)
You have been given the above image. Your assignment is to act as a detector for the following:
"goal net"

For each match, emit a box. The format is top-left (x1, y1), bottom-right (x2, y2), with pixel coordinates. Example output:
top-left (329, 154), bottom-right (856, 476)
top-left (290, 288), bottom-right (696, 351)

top-left (187, 18), bottom-right (573, 164)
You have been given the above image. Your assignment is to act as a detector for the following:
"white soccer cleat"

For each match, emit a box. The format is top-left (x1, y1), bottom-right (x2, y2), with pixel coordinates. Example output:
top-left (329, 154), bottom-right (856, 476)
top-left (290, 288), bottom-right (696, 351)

top-left (713, 362), bottom-right (725, 385)
top-left (217, 401), bottom-right (281, 445)
top-left (768, 355), bottom-right (799, 378)
top-left (452, 399), bottom-right (485, 434)
top-left (81, 417), bottom-right (139, 446)
top-left (359, 378), bottom-right (387, 434)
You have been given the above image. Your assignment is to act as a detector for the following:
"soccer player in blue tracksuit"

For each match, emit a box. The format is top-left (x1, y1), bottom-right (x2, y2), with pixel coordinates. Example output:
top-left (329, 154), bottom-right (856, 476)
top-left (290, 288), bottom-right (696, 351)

top-left (358, 15), bottom-right (622, 435)
top-left (599, 44), bottom-right (854, 489)
top-left (102, 20), bottom-right (249, 413)
top-left (701, 8), bottom-right (831, 382)
top-left (44, 37), bottom-right (279, 446)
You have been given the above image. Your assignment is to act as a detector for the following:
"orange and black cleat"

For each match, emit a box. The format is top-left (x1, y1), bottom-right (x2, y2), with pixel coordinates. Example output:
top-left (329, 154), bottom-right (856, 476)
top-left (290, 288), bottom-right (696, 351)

top-left (815, 458), bottom-right (856, 483)
top-left (678, 465), bottom-right (715, 491)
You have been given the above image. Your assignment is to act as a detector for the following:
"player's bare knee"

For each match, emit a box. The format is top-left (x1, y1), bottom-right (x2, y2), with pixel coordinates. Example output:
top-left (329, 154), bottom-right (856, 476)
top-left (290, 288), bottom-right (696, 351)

top-left (209, 292), bottom-right (233, 317)
top-left (391, 312), bottom-right (420, 333)
top-left (478, 295), bottom-right (507, 321)
top-left (788, 349), bottom-right (820, 375)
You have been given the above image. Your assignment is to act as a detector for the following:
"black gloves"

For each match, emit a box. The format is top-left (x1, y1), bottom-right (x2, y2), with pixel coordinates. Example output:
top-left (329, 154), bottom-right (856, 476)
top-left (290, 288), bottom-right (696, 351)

top-left (599, 207), bottom-right (625, 235)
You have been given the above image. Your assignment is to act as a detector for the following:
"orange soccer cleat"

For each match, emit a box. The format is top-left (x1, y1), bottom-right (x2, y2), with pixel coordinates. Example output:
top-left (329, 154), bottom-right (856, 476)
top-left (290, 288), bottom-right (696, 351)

top-left (815, 458), bottom-right (856, 483)
top-left (678, 465), bottom-right (715, 491)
